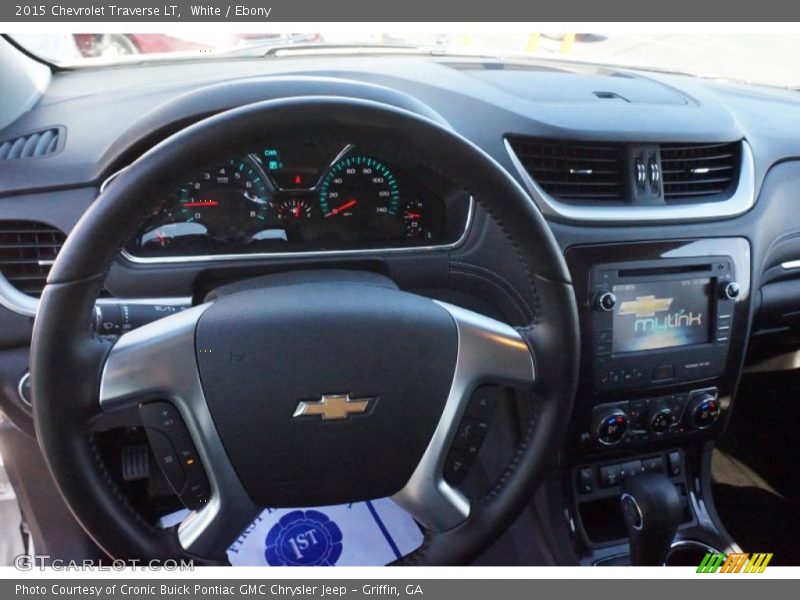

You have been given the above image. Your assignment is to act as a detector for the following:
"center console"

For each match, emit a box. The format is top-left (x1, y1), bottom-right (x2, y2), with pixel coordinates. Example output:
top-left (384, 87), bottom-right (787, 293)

top-left (557, 238), bottom-right (751, 564)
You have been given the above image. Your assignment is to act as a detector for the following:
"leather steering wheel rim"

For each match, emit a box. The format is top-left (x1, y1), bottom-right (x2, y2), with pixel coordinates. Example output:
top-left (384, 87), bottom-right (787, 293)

top-left (30, 96), bottom-right (579, 565)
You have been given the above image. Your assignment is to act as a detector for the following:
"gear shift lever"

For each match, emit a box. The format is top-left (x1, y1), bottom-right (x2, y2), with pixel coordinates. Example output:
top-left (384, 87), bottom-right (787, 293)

top-left (620, 472), bottom-right (683, 565)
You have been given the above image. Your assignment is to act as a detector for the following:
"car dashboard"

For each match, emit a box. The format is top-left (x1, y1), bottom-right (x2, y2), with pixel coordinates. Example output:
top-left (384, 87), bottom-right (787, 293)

top-left (2, 52), bottom-right (800, 566)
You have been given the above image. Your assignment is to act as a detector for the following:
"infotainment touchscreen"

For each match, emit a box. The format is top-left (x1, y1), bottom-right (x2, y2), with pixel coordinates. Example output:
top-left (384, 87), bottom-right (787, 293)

top-left (611, 278), bottom-right (712, 353)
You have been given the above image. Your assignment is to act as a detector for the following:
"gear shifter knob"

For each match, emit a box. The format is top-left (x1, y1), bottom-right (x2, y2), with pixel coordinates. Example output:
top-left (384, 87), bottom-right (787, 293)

top-left (620, 472), bottom-right (682, 566)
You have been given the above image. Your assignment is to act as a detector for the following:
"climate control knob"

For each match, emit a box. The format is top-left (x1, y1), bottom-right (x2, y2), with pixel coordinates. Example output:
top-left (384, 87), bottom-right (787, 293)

top-left (595, 291), bottom-right (617, 312)
top-left (593, 407), bottom-right (629, 445)
top-left (688, 393), bottom-right (720, 430)
top-left (646, 405), bottom-right (674, 434)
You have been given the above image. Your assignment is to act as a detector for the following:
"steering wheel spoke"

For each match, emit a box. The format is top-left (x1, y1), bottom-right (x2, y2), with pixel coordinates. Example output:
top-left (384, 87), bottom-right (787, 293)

top-left (99, 303), bottom-right (261, 558)
top-left (392, 301), bottom-right (536, 532)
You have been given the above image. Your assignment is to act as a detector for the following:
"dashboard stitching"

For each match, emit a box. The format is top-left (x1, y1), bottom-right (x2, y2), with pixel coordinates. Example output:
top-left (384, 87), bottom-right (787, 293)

top-left (450, 263), bottom-right (533, 323)
top-left (451, 260), bottom-right (535, 318)
top-left (475, 205), bottom-right (542, 325)
top-left (450, 269), bottom-right (527, 323)
top-left (483, 392), bottom-right (540, 502)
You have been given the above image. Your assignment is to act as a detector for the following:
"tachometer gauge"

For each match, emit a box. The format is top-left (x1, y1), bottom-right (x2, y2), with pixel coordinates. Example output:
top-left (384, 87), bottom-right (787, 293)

top-left (176, 158), bottom-right (271, 239)
top-left (318, 156), bottom-right (400, 220)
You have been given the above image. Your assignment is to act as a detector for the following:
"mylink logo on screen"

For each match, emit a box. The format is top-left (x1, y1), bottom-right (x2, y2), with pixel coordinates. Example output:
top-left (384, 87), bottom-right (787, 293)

top-left (618, 295), bottom-right (703, 332)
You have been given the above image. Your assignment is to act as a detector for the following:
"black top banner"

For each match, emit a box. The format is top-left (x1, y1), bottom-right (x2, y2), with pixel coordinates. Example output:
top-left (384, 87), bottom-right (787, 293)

top-left (3, 0), bottom-right (800, 22)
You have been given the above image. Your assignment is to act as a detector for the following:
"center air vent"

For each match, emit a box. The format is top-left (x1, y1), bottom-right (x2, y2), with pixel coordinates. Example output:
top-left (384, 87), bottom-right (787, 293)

top-left (506, 138), bottom-right (625, 201)
top-left (660, 142), bottom-right (740, 200)
top-left (0, 221), bottom-right (66, 297)
top-left (0, 127), bottom-right (64, 161)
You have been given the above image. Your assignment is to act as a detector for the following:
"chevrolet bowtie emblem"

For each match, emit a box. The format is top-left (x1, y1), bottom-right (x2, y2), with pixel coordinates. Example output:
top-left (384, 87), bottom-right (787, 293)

top-left (617, 295), bottom-right (674, 318)
top-left (292, 394), bottom-right (376, 421)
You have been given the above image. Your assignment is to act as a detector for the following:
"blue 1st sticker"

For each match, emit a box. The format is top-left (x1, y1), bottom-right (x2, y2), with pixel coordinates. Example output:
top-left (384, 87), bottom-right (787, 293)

top-left (265, 510), bottom-right (343, 566)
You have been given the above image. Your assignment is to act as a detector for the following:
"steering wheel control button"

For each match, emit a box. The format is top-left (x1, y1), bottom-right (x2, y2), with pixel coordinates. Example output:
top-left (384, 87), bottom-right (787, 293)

top-left (143, 429), bottom-right (186, 492)
top-left (592, 406), bottom-right (629, 445)
top-left (454, 419), bottom-right (489, 449)
top-left (446, 385), bottom-right (502, 482)
top-left (140, 401), bottom-right (210, 509)
top-left (140, 401), bottom-right (189, 439)
top-left (466, 385), bottom-right (502, 421)
top-left (173, 440), bottom-right (201, 471)
top-left (595, 291), bottom-right (617, 312)
top-left (180, 469), bottom-right (211, 510)
top-left (444, 451), bottom-right (471, 486)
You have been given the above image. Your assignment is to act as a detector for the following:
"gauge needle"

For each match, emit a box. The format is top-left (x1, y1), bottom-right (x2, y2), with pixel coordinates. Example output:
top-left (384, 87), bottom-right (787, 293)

top-left (326, 199), bottom-right (357, 217)
top-left (293, 204), bottom-right (302, 218)
top-left (243, 192), bottom-right (268, 205)
top-left (405, 212), bottom-right (422, 219)
top-left (184, 200), bottom-right (218, 207)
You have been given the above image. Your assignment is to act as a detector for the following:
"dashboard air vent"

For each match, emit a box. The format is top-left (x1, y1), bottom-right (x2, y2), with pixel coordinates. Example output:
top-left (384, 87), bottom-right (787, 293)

top-left (660, 142), bottom-right (740, 200)
top-left (507, 138), bottom-right (625, 201)
top-left (0, 221), bottom-right (66, 297)
top-left (0, 127), bottom-right (63, 161)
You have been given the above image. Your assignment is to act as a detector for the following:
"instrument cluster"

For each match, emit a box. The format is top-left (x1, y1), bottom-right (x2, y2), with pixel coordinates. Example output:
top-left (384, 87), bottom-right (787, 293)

top-left (123, 142), bottom-right (472, 261)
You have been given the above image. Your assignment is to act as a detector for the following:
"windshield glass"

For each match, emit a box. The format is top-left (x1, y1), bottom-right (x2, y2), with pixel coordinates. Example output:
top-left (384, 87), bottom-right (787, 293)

top-left (10, 32), bottom-right (800, 88)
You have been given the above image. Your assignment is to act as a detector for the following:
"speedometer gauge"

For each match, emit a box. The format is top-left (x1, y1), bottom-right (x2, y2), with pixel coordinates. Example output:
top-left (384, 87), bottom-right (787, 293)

top-left (318, 156), bottom-right (400, 220)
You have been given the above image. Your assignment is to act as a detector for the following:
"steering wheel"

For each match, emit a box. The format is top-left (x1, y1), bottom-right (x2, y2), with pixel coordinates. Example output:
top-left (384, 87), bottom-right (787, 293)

top-left (30, 97), bottom-right (579, 565)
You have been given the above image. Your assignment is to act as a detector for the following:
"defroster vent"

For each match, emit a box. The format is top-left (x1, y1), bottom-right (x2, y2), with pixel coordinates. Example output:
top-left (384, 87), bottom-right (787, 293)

top-left (0, 127), bottom-right (64, 160)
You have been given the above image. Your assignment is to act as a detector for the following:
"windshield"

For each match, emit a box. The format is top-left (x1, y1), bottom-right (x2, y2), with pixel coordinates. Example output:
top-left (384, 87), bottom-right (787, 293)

top-left (10, 32), bottom-right (800, 89)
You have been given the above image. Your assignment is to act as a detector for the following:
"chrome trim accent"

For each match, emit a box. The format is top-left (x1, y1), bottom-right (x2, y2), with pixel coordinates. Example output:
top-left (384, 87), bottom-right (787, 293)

top-left (649, 158), bottom-right (661, 189)
top-left (781, 259), bottom-right (800, 270)
top-left (620, 493), bottom-right (643, 531)
top-left (95, 296), bottom-right (193, 307)
top-left (99, 304), bottom-right (261, 556)
top-left (120, 196), bottom-right (473, 264)
top-left (505, 138), bottom-right (756, 224)
top-left (665, 540), bottom-right (724, 566)
top-left (0, 272), bottom-right (39, 317)
top-left (99, 166), bottom-right (128, 193)
top-left (17, 371), bottom-right (31, 408)
top-left (745, 349), bottom-right (800, 374)
top-left (0, 277), bottom-right (192, 319)
top-left (392, 300), bottom-right (535, 532)
top-left (669, 539), bottom-right (720, 553)
top-left (100, 163), bottom-right (475, 265)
